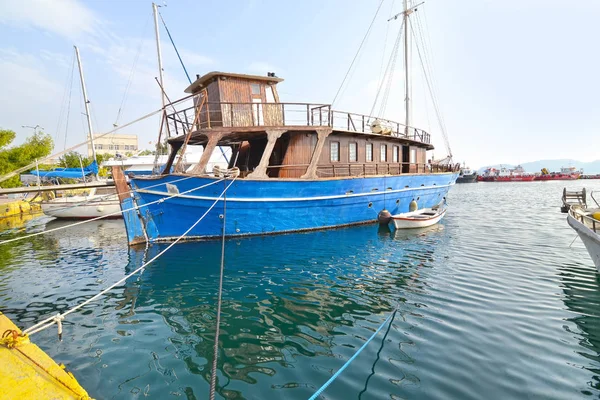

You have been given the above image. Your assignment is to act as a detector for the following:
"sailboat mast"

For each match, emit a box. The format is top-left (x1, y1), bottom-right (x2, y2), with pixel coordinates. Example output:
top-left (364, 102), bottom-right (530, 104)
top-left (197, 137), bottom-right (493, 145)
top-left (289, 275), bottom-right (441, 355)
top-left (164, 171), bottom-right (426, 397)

top-left (403, 0), bottom-right (411, 134)
top-left (74, 45), bottom-right (98, 164)
top-left (152, 2), bottom-right (166, 111)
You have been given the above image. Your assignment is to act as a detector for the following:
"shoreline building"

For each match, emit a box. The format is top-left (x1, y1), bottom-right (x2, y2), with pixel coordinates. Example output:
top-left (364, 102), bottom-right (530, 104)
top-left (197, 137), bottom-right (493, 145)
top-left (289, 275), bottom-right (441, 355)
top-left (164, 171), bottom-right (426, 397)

top-left (87, 134), bottom-right (138, 157)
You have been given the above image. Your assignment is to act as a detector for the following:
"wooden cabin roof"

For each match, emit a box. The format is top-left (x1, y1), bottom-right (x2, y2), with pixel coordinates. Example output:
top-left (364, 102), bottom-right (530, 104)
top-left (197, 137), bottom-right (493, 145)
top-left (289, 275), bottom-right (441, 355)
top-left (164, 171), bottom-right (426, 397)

top-left (184, 71), bottom-right (284, 94)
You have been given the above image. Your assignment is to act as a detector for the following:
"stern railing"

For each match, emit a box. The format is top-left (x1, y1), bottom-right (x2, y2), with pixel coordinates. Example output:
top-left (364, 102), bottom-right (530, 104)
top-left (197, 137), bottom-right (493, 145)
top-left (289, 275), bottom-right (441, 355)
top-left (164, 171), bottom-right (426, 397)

top-left (165, 101), bottom-right (431, 145)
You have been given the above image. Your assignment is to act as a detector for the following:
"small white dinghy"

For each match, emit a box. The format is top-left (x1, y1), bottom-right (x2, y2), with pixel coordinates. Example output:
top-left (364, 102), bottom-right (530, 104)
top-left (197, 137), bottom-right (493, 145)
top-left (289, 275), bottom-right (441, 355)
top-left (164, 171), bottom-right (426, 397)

top-left (392, 205), bottom-right (447, 229)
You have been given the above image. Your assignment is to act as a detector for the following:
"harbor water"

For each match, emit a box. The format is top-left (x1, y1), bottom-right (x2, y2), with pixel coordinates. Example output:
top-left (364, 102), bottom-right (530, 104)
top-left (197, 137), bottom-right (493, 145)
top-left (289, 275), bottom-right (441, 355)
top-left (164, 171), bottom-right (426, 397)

top-left (2, 180), bottom-right (600, 399)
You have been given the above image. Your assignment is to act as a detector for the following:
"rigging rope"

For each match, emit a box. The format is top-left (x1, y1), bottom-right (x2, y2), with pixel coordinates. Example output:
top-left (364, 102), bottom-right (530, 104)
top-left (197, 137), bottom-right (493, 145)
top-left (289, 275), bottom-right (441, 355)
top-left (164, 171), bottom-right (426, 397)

top-left (55, 52), bottom-right (76, 151)
top-left (63, 57), bottom-right (75, 152)
top-left (158, 11), bottom-right (191, 85)
top-left (209, 181), bottom-right (227, 400)
top-left (308, 309), bottom-right (398, 400)
top-left (331, 0), bottom-right (386, 107)
top-left (114, 12), bottom-right (152, 128)
top-left (369, 20), bottom-right (404, 118)
top-left (0, 107), bottom-right (164, 184)
top-left (408, 19), bottom-right (452, 158)
top-left (0, 176), bottom-right (221, 246)
top-left (22, 174), bottom-right (239, 337)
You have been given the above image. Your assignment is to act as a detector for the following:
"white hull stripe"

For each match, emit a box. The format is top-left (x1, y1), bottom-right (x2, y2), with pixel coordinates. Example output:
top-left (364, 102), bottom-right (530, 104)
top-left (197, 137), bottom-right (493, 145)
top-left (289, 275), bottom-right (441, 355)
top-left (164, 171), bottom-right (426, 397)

top-left (135, 183), bottom-right (453, 203)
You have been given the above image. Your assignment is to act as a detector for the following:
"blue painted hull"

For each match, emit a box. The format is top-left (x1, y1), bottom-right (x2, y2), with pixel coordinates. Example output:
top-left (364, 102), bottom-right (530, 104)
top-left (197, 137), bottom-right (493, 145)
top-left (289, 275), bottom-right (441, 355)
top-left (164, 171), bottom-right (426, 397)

top-left (124, 173), bottom-right (458, 242)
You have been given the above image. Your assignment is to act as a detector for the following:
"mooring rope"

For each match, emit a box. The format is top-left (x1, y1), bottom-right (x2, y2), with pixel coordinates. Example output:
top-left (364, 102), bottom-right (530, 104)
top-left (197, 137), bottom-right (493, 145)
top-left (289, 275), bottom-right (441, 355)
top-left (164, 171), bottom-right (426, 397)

top-left (308, 309), bottom-right (397, 400)
top-left (22, 175), bottom-right (238, 337)
top-left (24, 175), bottom-right (197, 217)
top-left (209, 181), bottom-right (228, 400)
top-left (0, 176), bottom-right (221, 246)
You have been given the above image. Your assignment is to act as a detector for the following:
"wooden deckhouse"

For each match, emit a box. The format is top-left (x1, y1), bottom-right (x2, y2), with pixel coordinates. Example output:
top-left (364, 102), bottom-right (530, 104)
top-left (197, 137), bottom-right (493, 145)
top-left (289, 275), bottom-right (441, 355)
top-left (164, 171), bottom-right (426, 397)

top-left (162, 71), bottom-right (451, 180)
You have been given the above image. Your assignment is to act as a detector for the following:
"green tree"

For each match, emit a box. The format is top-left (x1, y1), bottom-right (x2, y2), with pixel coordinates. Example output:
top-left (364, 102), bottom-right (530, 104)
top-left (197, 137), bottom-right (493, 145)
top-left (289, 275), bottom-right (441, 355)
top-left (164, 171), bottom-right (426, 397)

top-left (0, 129), bottom-right (54, 188)
top-left (58, 151), bottom-right (110, 177)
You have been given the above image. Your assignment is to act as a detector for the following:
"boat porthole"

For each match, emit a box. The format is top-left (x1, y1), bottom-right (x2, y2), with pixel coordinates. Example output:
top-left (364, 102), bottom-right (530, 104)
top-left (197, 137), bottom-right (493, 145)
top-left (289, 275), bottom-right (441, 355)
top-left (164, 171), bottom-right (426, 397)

top-left (405, 185), bottom-right (409, 188)
top-left (368, 202), bottom-right (373, 208)
top-left (396, 199), bottom-right (400, 205)
top-left (417, 197), bottom-right (420, 200)
top-left (421, 184), bottom-right (424, 187)
top-left (219, 214), bottom-right (224, 219)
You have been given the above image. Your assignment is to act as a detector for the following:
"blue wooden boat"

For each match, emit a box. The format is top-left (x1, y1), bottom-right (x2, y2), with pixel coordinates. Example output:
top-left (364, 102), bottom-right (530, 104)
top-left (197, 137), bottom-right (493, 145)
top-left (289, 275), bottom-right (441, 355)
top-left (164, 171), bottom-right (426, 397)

top-left (113, 71), bottom-right (458, 244)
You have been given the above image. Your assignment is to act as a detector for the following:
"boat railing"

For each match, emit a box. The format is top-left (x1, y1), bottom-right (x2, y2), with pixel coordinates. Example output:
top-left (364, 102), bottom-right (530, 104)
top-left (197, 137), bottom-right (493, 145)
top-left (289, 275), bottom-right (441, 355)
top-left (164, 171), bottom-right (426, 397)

top-left (165, 101), bottom-right (431, 145)
top-left (570, 207), bottom-right (599, 233)
top-left (263, 162), bottom-right (456, 177)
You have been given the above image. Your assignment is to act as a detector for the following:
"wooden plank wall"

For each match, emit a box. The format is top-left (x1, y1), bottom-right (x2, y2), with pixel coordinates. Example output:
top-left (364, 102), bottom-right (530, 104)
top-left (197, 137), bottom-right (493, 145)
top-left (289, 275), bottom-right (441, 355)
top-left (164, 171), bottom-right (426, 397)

top-left (278, 133), bottom-right (317, 178)
top-left (203, 80), bottom-right (221, 128)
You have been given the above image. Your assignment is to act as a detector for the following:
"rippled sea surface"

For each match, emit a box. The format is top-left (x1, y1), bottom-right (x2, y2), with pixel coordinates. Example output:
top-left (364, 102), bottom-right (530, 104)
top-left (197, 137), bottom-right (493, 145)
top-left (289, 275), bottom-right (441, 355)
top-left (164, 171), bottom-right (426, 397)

top-left (2, 180), bottom-right (600, 399)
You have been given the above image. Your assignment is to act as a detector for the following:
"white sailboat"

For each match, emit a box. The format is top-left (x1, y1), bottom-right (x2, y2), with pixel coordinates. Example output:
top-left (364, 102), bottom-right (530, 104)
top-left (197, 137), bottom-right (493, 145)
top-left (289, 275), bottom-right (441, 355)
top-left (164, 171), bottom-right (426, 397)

top-left (41, 46), bottom-right (121, 220)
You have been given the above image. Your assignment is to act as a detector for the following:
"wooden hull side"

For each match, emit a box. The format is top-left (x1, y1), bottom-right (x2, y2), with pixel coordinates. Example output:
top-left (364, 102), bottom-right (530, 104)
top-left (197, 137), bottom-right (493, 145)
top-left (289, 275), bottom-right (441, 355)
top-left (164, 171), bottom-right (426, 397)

top-left (122, 173), bottom-right (458, 243)
top-left (568, 214), bottom-right (600, 271)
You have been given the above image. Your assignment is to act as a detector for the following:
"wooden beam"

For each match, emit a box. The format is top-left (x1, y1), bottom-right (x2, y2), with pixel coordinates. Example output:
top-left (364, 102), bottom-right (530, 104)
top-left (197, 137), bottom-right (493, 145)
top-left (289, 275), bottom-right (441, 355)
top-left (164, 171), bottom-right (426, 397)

top-left (188, 132), bottom-right (225, 175)
top-left (247, 130), bottom-right (287, 179)
top-left (301, 128), bottom-right (332, 179)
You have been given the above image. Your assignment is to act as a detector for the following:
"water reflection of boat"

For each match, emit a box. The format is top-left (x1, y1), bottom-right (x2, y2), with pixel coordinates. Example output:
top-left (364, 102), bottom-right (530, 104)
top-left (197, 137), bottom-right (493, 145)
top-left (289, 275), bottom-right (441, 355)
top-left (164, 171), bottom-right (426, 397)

top-left (0, 212), bottom-right (44, 232)
top-left (105, 224), bottom-right (442, 399)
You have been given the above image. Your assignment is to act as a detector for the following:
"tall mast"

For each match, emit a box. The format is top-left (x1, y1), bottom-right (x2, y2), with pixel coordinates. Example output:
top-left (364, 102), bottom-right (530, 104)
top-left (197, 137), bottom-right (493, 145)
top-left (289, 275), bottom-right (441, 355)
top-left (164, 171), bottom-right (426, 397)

top-left (74, 45), bottom-right (98, 166)
top-left (403, 0), bottom-right (411, 134)
top-left (152, 3), bottom-right (166, 111)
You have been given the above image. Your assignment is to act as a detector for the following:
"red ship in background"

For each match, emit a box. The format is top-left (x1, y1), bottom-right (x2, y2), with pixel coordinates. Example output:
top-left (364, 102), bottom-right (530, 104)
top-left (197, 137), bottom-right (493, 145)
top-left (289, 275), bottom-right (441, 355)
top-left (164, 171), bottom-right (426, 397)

top-left (477, 165), bottom-right (535, 182)
top-left (534, 166), bottom-right (582, 181)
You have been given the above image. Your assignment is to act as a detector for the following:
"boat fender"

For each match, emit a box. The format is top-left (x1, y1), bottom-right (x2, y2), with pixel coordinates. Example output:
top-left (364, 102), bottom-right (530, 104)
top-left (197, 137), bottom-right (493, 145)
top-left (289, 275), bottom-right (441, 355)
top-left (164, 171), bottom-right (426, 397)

top-left (409, 200), bottom-right (418, 212)
top-left (593, 212), bottom-right (600, 221)
top-left (377, 209), bottom-right (392, 225)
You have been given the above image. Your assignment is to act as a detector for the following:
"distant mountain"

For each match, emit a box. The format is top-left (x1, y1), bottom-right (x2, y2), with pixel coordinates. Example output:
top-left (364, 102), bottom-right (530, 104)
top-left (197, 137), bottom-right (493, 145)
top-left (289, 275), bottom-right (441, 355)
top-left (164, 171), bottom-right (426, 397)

top-left (478, 160), bottom-right (600, 174)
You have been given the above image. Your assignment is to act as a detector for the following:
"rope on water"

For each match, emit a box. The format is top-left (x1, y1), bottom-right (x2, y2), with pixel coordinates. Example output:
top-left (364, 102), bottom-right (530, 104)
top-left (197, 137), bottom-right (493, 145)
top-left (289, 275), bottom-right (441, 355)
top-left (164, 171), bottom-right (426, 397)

top-left (22, 172), bottom-right (239, 337)
top-left (308, 309), bottom-right (397, 400)
top-left (209, 181), bottom-right (228, 400)
top-left (0, 176), bottom-right (222, 246)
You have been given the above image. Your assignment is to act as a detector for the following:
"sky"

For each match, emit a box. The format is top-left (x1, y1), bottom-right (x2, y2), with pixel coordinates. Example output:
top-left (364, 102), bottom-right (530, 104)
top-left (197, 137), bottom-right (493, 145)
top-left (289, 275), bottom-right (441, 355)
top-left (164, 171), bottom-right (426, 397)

top-left (1, 0), bottom-right (599, 169)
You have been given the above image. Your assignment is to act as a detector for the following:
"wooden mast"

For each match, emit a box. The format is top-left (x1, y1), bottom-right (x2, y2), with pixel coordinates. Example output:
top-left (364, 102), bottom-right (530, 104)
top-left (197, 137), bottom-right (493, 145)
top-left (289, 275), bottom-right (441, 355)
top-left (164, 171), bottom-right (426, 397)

top-left (74, 45), bottom-right (99, 179)
top-left (403, 0), bottom-right (411, 135)
top-left (152, 3), bottom-right (166, 111)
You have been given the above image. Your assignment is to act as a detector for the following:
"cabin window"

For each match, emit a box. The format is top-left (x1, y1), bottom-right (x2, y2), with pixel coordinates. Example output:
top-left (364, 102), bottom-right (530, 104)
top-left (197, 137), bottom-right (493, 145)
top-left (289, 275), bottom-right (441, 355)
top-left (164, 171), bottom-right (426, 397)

top-left (366, 143), bottom-right (373, 162)
top-left (410, 148), bottom-right (417, 164)
top-left (393, 146), bottom-right (399, 162)
top-left (380, 144), bottom-right (387, 162)
top-left (251, 83), bottom-right (261, 95)
top-left (349, 142), bottom-right (357, 162)
top-left (330, 141), bottom-right (340, 162)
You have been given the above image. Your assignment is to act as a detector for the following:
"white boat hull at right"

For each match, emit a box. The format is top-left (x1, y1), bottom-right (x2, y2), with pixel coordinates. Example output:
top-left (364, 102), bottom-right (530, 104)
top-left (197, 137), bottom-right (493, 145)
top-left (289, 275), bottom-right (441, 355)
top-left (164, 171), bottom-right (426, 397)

top-left (568, 212), bottom-right (600, 271)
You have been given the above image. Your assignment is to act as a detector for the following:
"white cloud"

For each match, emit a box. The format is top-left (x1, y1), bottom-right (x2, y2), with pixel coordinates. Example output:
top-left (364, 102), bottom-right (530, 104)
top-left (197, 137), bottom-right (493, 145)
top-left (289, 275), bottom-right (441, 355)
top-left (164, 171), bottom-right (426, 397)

top-left (0, 0), bottom-right (99, 40)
